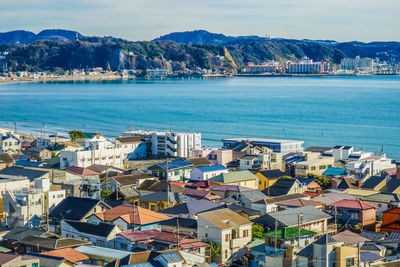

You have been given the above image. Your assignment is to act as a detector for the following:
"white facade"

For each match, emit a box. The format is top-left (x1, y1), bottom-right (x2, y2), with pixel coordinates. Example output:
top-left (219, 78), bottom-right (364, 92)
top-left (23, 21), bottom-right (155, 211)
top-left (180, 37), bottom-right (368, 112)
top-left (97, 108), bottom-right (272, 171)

top-left (288, 57), bottom-right (329, 74)
top-left (347, 154), bottom-right (396, 179)
top-left (60, 220), bottom-right (121, 248)
top-left (124, 130), bottom-right (201, 158)
top-left (0, 177), bottom-right (30, 196)
top-left (0, 132), bottom-right (21, 154)
top-left (189, 166), bottom-right (229, 181)
top-left (60, 134), bottom-right (144, 169)
top-left (340, 56), bottom-right (375, 73)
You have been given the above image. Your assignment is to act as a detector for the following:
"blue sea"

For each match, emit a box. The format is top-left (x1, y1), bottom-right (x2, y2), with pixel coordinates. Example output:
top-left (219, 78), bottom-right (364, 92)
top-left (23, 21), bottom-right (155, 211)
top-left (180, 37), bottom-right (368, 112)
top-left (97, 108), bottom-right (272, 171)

top-left (1, 76), bottom-right (400, 159)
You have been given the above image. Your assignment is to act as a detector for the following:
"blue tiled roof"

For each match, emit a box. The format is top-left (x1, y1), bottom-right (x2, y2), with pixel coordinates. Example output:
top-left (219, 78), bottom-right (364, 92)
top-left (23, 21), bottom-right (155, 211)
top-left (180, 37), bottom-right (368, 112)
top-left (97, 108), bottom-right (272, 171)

top-left (15, 159), bottom-right (44, 167)
top-left (322, 167), bottom-right (346, 176)
top-left (296, 177), bottom-right (317, 185)
top-left (360, 251), bottom-right (383, 262)
top-left (157, 159), bottom-right (193, 170)
top-left (285, 156), bottom-right (303, 163)
top-left (196, 164), bottom-right (227, 173)
top-left (159, 252), bottom-right (182, 262)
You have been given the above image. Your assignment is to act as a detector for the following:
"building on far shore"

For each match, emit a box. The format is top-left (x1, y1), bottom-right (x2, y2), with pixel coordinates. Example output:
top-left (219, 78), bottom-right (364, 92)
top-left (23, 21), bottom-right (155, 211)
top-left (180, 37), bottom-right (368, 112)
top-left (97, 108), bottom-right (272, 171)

top-left (287, 57), bottom-right (329, 74)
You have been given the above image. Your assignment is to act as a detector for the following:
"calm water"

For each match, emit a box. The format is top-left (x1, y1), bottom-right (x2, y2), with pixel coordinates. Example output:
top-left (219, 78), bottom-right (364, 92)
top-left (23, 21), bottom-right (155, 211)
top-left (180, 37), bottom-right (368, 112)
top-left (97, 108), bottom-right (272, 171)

top-left (1, 76), bottom-right (400, 159)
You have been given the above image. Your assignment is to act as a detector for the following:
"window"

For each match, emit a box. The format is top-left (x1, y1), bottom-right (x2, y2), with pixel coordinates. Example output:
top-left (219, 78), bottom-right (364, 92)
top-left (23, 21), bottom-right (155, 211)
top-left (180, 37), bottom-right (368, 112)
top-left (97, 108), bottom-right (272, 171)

top-left (205, 233), bottom-right (208, 238)
top-left (311, 166), bottom-right (316, 171)
top-left (120, 244), bottom-right (128, 250)
top-left (346, 257), bottom-right (355, 267)
top-left (243, 230), bottom-right (249, 238)
top-left (350, 212), bottom-right (359, 220)
top-left (32, 264), bottom-right (39, 267)
top-left (225, 234), bottom-right (230, 242)
top-left (319, 165), bottom-right (326, 170)
top-left (96, 240), bottom-right (105, 247)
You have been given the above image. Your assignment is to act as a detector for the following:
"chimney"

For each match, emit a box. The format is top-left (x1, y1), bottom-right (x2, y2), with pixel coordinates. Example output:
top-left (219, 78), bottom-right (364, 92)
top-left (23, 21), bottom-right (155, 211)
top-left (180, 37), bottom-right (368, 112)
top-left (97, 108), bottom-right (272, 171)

top-left (397, 167), bottom-right (400, 179)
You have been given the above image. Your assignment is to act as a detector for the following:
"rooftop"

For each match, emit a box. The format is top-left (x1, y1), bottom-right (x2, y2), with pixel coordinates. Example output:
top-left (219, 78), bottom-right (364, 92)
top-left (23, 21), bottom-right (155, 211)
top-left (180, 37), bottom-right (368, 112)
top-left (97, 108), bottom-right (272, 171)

top-left (223, 138), bottom-right (304, 144)
top-left (209, 170), bottom-right (258, 183)
top-left (197, 208), bottom-right (252, 229)
top-left (40, 248), bottom-right (89, 262)
top-left (329, 199), bottom-right (376, 210)
top-left (195, 164), bottom-right (228, 173)
top-left (264, 227), bottom-right (316, 239)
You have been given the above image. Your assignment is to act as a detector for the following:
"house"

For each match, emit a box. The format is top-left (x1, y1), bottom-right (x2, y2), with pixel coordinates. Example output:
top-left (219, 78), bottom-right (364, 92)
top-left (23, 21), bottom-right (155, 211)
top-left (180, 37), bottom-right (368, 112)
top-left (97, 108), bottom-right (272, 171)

top-left (74, 245), bottom-right (132, 266)
top-left (331, 230), bottom-right (370, 244)
top-left (65, 166), bottom-right (100, 178)
top-left (181, 188), bottom-right (221, 201)
top-left (0, 252), bottom-right (39, 267)
top-left (322, 167), bottom-right (347, 177)
top-left (227, 204), bottom-right (263, 220)
top-left (379, 178), bottom-right (400, 194)
top-left (0, 132), bottom-right (21, 154)
top-left (257, 193), bottom-right (310, 213)
top-left (60, 220), bottom-right (121, 248)
top-left (138, 191), bottom-right (195, 211)
top-left (103, 171), bottom-right (156, 193)
top-left (236, 189), bottom-right (268, 211)
top-left (264, 226), bottom-right (317, 254)
top-left (137, 180), bottom-right (185, 194)
top-left (114, 136), bottom-right (147, 159)
top-left (189, 164), bottom-right (229, 181)
top-left (40, 247), bottom-right (90, 263)
top-left (0, 166), bottom-right (49, 182)
top-left (359, 193), bottom-right (400, 215)
top-left (49, 196), bottom-right (110, 233)
top-left (208, 170), bottom-right (259, 190)
top-left (336, 177), bottom-right (361, 191)
top-left (2, 227), bottom-right (46, 251)
top-left (346, 154), bottom-right (396, 179)
top-left (255, 170), bottom-right (288, 191)
top-left (381, 207), bottom-right (400, 232)
top-left (27, 253), bottom-right (76, 267)
top-left (222, 138), bottom-right (304, 155)
top-left (2, 183), bottom-right (66, 228)
top-left (210, 185), bottom-right (253, 199)
top-left (276, 198), bottom-right (323, 210)
top-left (86, 204), bottom-right (170, 231)
top-left (158, 199), bottom-right (224, 218)
top-left (262, 178), bottom-right (307, 197)
top-left (86, 164), bottom-right (124, 177)
top-left (0, 153), bottom-right (13, 169)
top-left (361, 175), bottom-right (389, 191)
top-left (252, 206), bottom-right (333, 235)
top-left (238, 147), bottom-right (283, 172)
top-left (14, 236), bottom-right (91, 253)
top-left (197, 208), bottom-right (252, 263)
top-left (191, 148), bottom-right (233, 166)
top-left (158, 218), bottom-right (198, 236)
top-left (25, 147), bottom-right (52, 161)
top-left (148, 159), bottom-right (194, 182)
top-left (296, 234), bottom-right (357, 267)
top-left (329, 199), bottom-right (376, 227)
top-left (296, 177), bottom-right (323, 192)
top-left (360, 243), bottom-right (386, 257)
top-left (312, 192), bottom-right (356, 207)
top-left (187, 157), bottom-right (212, 168)
top-left (189, 180), bottom-right (220, 191)
top-left (115, 228), bottom-right (160, 251)
top-left (294, 152), bottom-right (334, 177)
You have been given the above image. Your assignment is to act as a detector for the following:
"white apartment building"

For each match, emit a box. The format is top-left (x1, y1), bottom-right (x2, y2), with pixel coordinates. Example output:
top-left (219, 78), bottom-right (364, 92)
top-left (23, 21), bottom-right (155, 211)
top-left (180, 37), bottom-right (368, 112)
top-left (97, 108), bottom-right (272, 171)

top-left (347, 154), bottom-right (396, 179)
top-left (60, 134), bottom-right (145, 169)
top-left (123, 130), bottom-right (201, 158)
top-left (288, 57), bottom-right (329, 74)
top-left (2, 178), bottom-right (65, 228)
top-left (340, 56), bottom-right (375, 73)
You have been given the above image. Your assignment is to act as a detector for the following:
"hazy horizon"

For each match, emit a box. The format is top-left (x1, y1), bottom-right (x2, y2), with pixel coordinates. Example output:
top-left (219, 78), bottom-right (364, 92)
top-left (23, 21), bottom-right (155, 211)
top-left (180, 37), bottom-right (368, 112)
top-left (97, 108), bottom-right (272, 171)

top-left (1, 0), bottom-right (399, 43)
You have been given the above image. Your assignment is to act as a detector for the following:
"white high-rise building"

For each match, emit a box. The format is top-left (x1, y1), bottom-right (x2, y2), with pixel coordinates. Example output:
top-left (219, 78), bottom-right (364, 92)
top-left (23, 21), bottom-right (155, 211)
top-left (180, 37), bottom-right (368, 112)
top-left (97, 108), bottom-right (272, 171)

top-left (60, 134), bottom-right (146, 169)
top-left (340, 56), bottom-right (375, 73)
top-left (123, 130), bottom-right (201, 158)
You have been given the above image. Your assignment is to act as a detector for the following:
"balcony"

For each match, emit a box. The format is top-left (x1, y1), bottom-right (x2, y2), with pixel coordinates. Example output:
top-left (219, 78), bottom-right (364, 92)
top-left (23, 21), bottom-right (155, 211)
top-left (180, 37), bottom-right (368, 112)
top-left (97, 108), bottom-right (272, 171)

top-left (230, 237), bottom-right (250, 249)
top-left (315, 224), bottom-right (337, 236)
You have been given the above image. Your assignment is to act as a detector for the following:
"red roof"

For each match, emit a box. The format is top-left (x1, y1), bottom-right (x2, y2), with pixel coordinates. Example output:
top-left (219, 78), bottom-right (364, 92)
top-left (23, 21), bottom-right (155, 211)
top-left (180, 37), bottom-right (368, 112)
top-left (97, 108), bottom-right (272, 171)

top-left (384, 168), bottom-right (398, 176)
top-left (329, 199), bottom-right (376, 210)
top-left (117, 229), bottom-right (160, 241)
top-left (169, 181), bottom-right (187, 187)
top-left (41, 248), bottom-right (89, 262)
top-left (303, 191), bottom-right (320, 198)
top-left (190, 180), bottom-right (220, 190)
top-left (65, 166), bottom-right (100, 176)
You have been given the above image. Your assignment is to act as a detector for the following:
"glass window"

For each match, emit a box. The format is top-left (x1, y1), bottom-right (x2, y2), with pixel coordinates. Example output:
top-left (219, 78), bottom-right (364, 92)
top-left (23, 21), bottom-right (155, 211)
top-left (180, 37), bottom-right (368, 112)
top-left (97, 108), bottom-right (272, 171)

top-left (346, 257), bottom-right (355, 267)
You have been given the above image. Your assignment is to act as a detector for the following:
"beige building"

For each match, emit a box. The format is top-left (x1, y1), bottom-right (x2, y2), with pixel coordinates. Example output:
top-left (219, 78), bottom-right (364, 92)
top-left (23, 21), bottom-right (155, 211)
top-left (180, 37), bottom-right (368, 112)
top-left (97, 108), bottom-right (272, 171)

top-left (295, 152), bottom-right (334, 177)
top-left (197, 208), bottom-right (252, 263)
top-left (209, 170), bottom-right (259, 189)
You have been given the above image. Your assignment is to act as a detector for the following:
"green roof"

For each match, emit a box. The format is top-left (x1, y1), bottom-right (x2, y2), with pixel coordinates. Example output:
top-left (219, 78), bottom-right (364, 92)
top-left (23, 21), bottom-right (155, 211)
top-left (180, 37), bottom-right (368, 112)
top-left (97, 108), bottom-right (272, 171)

top-left (264, 227), bottom-right (317, 240)
top-left (209, 170), bottom-right (258, 183)
top-left (360, 193), bottom-right (400, 203)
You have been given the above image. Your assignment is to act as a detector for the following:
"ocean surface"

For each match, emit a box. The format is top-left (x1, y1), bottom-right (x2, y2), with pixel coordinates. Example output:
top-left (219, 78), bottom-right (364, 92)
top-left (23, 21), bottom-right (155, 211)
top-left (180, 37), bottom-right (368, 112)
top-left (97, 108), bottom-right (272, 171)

top-left (1, 76), bottom-right (400, 159)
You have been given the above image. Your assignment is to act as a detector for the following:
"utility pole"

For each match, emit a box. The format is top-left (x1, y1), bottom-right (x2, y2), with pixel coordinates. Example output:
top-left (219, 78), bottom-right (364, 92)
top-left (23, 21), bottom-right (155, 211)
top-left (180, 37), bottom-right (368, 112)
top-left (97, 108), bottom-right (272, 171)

top-left (298, 213), bottom-right (303, 247)
top-left (177, 219), bottom-right (180, 249)
top-left (274, 219), bottom-right (278, 253)
top-left (13, 121), bottom-right (16, 134)
top-left (357, 242), bottom-right (361, 267)
top-left (132, 201), bottom-right (136, 232)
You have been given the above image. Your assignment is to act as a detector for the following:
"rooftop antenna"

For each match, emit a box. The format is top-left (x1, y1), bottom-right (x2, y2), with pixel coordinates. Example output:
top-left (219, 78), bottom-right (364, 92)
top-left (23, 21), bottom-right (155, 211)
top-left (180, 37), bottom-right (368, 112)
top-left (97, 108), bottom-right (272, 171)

top-left (169, 124), bottom-right (172, 132)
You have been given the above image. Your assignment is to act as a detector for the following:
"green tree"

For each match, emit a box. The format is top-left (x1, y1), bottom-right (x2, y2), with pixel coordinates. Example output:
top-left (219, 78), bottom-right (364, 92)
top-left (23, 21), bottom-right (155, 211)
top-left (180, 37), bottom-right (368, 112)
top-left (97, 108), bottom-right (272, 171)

top-left (69, 129), bottom-right (85, 140)
top-left (307, 173), bottom-right (330, 189)
top-left (101, 189), bottom-right (112, 201)
top-left (209, 241), bottom-right (221, 258)
top-left (252, 224), bottom-right (264, 239)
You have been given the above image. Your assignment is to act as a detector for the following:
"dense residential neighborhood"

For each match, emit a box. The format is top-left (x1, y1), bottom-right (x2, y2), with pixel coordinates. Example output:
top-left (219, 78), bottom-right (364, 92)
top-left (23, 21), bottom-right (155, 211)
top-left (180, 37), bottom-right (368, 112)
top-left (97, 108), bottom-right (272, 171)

top-left (0, 125), bottom-right (399, 266)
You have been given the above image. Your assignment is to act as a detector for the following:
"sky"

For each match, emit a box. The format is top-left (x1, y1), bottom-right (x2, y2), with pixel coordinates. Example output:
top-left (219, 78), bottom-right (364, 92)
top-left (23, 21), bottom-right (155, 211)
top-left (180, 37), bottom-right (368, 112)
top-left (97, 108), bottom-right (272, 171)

top-left (0, 0), bottom-right (399, 42)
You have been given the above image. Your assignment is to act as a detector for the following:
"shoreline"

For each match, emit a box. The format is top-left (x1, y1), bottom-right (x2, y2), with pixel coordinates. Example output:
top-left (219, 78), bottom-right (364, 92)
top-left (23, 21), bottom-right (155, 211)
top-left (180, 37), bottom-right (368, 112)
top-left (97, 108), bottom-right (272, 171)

top-left (0, 73), bottom-right (399, 84)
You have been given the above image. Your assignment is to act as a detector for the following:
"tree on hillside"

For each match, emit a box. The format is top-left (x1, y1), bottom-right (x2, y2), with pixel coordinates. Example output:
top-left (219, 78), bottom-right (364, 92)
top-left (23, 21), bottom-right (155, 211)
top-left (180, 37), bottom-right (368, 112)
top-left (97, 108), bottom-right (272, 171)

top-left (69, 129), bottom-right (85, 140)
